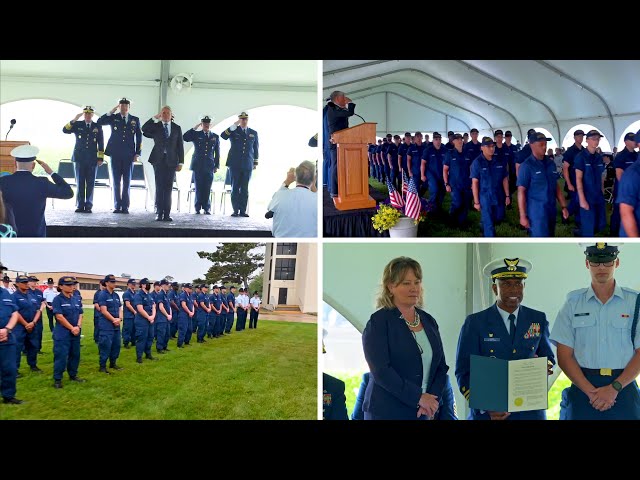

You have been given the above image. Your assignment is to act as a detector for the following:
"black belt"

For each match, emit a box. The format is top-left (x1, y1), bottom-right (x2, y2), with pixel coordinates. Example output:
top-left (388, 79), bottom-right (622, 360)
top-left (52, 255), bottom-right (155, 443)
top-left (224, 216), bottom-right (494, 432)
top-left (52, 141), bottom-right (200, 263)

top-left (581, 368), bottom-right (624, 377)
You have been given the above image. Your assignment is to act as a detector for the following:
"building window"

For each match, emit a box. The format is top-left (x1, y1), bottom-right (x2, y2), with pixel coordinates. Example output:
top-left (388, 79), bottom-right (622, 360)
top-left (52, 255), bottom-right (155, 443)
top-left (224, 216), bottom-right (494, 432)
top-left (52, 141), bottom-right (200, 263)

top-left (276, 243), bottom-right (297, 255)
top-left (80, 282), bottom-right (99, 290)
top-left (274, 258), bottom-right (296, 280)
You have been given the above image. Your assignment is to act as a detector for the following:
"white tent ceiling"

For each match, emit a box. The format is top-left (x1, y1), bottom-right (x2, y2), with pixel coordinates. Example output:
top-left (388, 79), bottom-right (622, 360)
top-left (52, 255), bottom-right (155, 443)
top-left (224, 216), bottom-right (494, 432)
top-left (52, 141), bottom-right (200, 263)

top-left (323, 60), bottom-right (640, 146)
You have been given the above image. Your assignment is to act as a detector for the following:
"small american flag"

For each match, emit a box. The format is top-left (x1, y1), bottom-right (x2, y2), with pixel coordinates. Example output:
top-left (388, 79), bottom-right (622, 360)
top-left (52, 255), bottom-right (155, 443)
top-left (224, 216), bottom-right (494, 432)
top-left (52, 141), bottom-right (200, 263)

top-left (404, 176), bottom-right (421, 220)
top-left (386, 177), bottom-right (404, 208)
top-left (402, 170), bottom-right (409, 195)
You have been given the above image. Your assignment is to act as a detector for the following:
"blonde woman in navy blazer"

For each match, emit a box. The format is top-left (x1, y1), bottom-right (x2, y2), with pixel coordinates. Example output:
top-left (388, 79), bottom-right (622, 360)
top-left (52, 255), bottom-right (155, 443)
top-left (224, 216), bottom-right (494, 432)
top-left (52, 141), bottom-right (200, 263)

top-left (362, 257), bottom-right (456, 420)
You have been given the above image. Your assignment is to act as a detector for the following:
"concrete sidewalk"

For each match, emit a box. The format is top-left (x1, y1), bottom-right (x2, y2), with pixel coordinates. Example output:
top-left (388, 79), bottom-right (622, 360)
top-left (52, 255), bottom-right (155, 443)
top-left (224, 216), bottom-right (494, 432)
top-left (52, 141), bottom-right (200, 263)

top-left (258, 311), bottom-right (317, 324)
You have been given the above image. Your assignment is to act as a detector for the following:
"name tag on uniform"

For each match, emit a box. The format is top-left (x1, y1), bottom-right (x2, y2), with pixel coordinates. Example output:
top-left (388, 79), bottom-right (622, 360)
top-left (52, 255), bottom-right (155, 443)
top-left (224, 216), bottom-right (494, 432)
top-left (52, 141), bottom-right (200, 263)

top-left (249, 134), bottom-right (255, 138)
top-left (574, 312), bottom-right (590, 316)
top-left (535, 171), bottom-right (542, 174)
top-left (61, 303), bottom-right (71, 307)
top-left (484, 337), bottom-right (500, 342)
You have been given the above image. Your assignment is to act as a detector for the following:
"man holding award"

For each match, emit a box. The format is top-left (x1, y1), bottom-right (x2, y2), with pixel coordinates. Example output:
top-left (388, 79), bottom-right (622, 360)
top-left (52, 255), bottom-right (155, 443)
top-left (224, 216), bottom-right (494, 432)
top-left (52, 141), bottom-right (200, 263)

top-left (455, 257), bottom-right (555, 420)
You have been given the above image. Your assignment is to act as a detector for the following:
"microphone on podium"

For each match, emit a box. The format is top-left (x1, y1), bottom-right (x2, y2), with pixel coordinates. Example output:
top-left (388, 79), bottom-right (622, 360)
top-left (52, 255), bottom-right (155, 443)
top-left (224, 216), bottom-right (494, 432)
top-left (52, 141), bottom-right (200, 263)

top-left (353, 113), bottom-right (366, 123)
top-left (5, 119), bottom-right (16, 140)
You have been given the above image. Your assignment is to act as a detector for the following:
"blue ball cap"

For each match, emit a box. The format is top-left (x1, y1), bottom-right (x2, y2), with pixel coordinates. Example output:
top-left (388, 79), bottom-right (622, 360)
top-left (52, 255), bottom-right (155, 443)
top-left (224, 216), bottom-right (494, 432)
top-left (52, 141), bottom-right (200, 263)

top-left (138, 277), bottom-right (150, 285)
top-left (103, 274), bottom-right (117, 283)
top-left (127, 278), bottom-right (137, 285)
top-left (160, 279), bottom-right (169, 286)
top-left (528, 132), bottom-right (552, 144)
top-left (182, 283), bottom-right (193, 289)
top-left (10, 145), bottom-right (39, 162)
top-left (481, 136), bottom-right (495, 146)
top-left (585, 129), bottom-right (603, 139)
top-left (623, 132), bottom-right (635, 142)
top-left (58, 276), bottom-right (78, 286)
top-left (470, 128), bottom-right (479, 134)
top-left (15, 275), bottom-right (30, 284)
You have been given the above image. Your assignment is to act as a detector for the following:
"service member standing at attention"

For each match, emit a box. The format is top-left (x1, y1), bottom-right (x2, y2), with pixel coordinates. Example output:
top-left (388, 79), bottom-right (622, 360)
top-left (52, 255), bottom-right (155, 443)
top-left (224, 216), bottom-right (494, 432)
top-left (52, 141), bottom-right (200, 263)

top-left (177, 283), bottom-right (195, 348)
top-left (12, 275), bottom-right (43, 376)
top-left (443, 133), bottom-right (472, 229)
top-left (463, 128), bottom-right (482, 166)
top-left (183, 115), bottom-right (220, 214)
top-left (122, 279), bottom-right (137, 349)
top-left (142, 106), bottom-right (185, 222)
top-left (235, 288), bottom-right (249, 331)
top-left (28, 275), bottom-right (46, 355)
top-left (208, 285), bottom-right (222, 338)
top-left (225, 286), bottom-right (237, 334)
top-left (155, 279), bottom-right (172, 354)
top-left (0, 145), bottom-right (73, 237)
top-left (51, 276), bottom-right (85, 389)
top-left (133, 278), bottom-right (157, 363)
top-left (220, 112), bottom-right (259, 216)
top-left (325, 92), bottom-right (355, 198)
top-left (455, 257), bottom-right (555, 420)
top-left (218, 285), bottom-right (230, 336)
top-left (562, 129), bottom-right (586, 227)
top-left (422, 132), bottom-right (447, 215)
top-left (43, 278), bottom-right (58, 335)
top-left (407, 132), bottom-right (427, 194)
top-left (611, 131), bottom-right (638, 236)
top-left (97, 98), bottom-right (142, 214)
top-left (151, 281), bottom-right (161, 342)
top-left (2, 275), bottom-right (16, 294)
top-left (550, 243), bottom-right (640, 420)
top-left (93, 281), bottom-right (106, 344)
top-left (574, 130), bottom-right (607, 237)
top-left (168, 282), bottom-right (180, 339)
top-left (0, 277), bottom-right (21, 404)
top-left (249, 291), bottom-right (262, 329)
top-left (97, 275), bottom-right (123, 374)
top-left (195, 284), bottom-right (210, 343)
top-left (517, 131), bottom-right (569, 237)
top-left (62, 105), bottom-right (105, 213)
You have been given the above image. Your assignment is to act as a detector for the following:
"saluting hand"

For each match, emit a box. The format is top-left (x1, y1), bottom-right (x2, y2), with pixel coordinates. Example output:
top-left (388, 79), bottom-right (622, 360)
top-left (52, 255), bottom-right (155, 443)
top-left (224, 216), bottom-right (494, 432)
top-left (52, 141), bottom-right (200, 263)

top-left (36, 159), bottom-right (54, 175)
top-left (73, 113), bottom-right (83, 122)
top-left (111, 105), bottom-right (119, 114)
top-left (234, 120), bottom-right (241, 126)
top-left (194, 122), bottom-right (202, 130)
top-left (154, 113), bottom-right (162, 120)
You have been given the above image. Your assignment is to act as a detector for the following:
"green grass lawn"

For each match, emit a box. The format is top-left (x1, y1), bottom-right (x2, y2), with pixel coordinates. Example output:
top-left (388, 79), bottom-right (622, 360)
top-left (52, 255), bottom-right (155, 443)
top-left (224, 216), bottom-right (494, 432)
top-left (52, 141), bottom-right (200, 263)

top-left (370, 178), bottom-right (614, 237)
top-left (1, 310), bottom-right (316, 420)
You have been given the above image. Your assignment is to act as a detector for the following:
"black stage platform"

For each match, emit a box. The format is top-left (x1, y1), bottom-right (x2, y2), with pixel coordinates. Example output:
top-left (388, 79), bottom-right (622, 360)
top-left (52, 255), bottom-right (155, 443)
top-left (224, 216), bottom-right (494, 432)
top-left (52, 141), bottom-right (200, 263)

top-left (322, 186), bottom-right (388, 237)
top-left (45, 209), bottom-right (273, 237)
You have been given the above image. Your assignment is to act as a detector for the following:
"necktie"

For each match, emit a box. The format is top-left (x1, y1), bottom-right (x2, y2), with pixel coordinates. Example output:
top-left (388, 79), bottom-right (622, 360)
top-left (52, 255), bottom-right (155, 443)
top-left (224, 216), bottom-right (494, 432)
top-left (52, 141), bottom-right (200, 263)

top-left (164, 123), bottom-right (169, 139)
top-left (508, 313), bottom-right (516, 343)
top-left (86, 123), bottom-right (91, 129)
top-left (122, 115), bottom-right (126, 124)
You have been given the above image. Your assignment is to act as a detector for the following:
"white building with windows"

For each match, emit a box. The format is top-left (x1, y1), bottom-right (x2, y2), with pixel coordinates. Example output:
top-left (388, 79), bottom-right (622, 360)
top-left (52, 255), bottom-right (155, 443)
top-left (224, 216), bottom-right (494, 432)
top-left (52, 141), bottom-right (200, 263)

top-left (262, 243), bottom-right (317, 314)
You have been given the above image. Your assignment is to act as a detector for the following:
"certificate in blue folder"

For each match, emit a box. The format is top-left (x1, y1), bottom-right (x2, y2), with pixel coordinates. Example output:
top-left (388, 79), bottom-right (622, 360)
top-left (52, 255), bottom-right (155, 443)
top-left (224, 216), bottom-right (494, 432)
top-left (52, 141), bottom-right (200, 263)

top-left (469, 355), bottom-right (548, 413)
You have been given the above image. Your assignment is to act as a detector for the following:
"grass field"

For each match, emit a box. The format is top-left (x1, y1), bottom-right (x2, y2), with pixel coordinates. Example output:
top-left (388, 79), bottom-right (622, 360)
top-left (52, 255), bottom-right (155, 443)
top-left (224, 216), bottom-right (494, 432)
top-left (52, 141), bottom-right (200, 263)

top-left (370, 178), bottom-right (614, 237)
top-left (1, 310), bottom-right (316, 420)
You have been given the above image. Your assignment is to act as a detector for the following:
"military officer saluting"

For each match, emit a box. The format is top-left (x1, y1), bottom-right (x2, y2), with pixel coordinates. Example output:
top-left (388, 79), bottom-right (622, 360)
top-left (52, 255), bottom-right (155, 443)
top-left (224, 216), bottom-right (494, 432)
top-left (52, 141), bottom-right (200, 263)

top-left (97, 98), bottom-right (142, 214)
top-left (220, 112), bottom-right (259, 217)
top-left (551, 243), bottom-right (640, 420)
top-left (62, 105), bottom-right (105, 213)
top-left (183, 115), bottom-right (220, 214)
top-left (456, 257), bottom-right (555, 420)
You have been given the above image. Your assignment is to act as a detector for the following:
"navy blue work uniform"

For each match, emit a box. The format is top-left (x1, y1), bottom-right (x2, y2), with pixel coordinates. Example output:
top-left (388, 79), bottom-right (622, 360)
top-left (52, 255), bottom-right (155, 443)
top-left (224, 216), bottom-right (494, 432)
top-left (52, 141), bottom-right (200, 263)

top-left (150, 290), bottom-right (159, 340)
top-left (562, 143), bottom-right (584, 223)
top-left (611, 148), bottom-right (638, 235)
top-left (92, 289), bottom-right (102, 344)
top-left (574, 149), bottom-right (606, 236)
top-left (516, 155), bottom-right (559, 237)
top-left (398, 142), bottom-right (411, 177)
top-left (361, 308), bottom-right (454, 420)
top-left (30, 287), bottom-right (45, 353)
top-left (444, 148), bottom-right (472, 227)
top-left (62, 119), bottom-right (104, 210)
top-left (218, 293), bottom-right (229, 336)
top-left (155, 290), bottom-right (171, 352)
top-left (209, 292), bottom-right (222, 337)
top-left (463, 141), bottom-right (481, 168)
top-left (0, 171), bottom-right (73, 237)
top-left (0, 290), bottom-right (18, 400)
top-left (551, 283), bottom-right (640, 420)
top-left (471, 154), bottom-right (508, 237)
top-left (122, 287), bottom-right (137, 348)
top-left (407, 143), bottom-right (427, 193)
top-left (97, 289), bottom-right (122, 369)
top-left (177, 291), bottom-right (194, 347)
top-left (168, 288), bottom-right (179, 338)
top-left (12, 289), bottom-right (40, 371)
top-left (326, 101), bottom-right (356, 196)
top-left (220, 124), bottom-right (259, 215)
top-left (367, 144), bottom-right (377, 179)
top-left (504, 142), bottom-right (518, 195)
top-left (195, 291), bottom-right (210, 342)
top-left (323, 373), bottom-right (349, 420)
top-left (183, 128), bottom-right (220, 213)
top-left (133, 289), bottom-right (155, 360)
top-left (617, 160), bottom-right (640, 237)
top-left (52, 292), bottom-right (82, 382)
top-left (387, 142), bottom-right (400, 191)
top-left (225, 292), bottom-right (236, 333)
top-left (456, 304), bottom-right (555, 420)
top-left (97, 111), bottom-right (142, 211)
top-left (191, 291), bottom-right (199, 332)
top-left (423, 144), bottom-right (446, 212)
top-left (515, 143), bottom-right (532, 167)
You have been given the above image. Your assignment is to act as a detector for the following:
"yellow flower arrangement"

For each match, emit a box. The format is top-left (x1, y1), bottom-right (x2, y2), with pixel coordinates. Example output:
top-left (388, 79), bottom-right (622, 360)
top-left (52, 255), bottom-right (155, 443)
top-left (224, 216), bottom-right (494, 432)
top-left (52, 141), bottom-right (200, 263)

top-left (371, 203), bottom-right (402, 233)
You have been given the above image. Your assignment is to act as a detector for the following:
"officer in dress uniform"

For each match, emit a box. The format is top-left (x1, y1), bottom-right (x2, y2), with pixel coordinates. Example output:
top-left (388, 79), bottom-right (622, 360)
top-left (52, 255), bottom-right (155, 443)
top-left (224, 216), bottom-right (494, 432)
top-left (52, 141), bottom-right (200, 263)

top-left (470, 137), bottom-right (510, 237)
top-left (617, 130), bottom-right (640, 237)
top-left (0, 145), bottom-right (73, 237)
top-left (443, 133), bottom-right (472, 228)
top-left (208, 285), bottom-right (222, 338)
top-left (422, 132), bottom-right (446, 214)
top-left (183, 115), bottom-right (220, 214)
top-left (28, 275), bottom-right (45, 355)
top-left (43, 278), bottom-right (58, 334)
top-left (177, 283), bottom-right (194, 348)
top-left (574, 130), bottom-right (607, 236)
top-left (62, 105), bottom-right (105, 213)
top-left (122, 279), bottom-right (137, 349)
top-left (168, 282), bottom-right (180, 339)
top-left (456, 257), bottom-right (555, 420)
top-left (610, 132), bottom-right (638, 236)
top-left (220, 112), bottom-right (259, 217)
top-left (516, 131), bottom-right (569, 237)
top-left (0, 269), bottom-right (21, 404)
top-left (562, 129), bottom-right (585, 227)
top-left (97, 98), bottom-right (142, 214)
top-left (51, 276), bottom-right (85, 389)
top-left (12, 275), bottom-right (43, 376)
top-left (550, 243), bottom-right (640, 420)
top-left (96, 274), bottom-right (123, 374)
top-left (195, 284), bottom-right (210, 343)
top-left (155, 279), bottom-right (172, 354)
top-left (133, 278), bottom-right (157, 363)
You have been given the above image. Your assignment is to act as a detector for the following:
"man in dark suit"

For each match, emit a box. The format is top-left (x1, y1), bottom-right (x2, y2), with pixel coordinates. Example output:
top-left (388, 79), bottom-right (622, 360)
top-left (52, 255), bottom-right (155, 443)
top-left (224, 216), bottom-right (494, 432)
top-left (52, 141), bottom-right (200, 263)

top-left (0, 145), bottom-right (74, 237)
top-left (325, 91), bottom-right (356, 197)
top-left (182, 115), bottom-right (220, 214)
top-left (220, 112), bottom-right (259, 217)
top-left (97, 98), bottom-right (142, 214)
top-left (455, 257), bottom-right (555, 420)
top-left (141, 106), bottom-right (185, 221)
top-left (62, 105), bottom-right (104, 213)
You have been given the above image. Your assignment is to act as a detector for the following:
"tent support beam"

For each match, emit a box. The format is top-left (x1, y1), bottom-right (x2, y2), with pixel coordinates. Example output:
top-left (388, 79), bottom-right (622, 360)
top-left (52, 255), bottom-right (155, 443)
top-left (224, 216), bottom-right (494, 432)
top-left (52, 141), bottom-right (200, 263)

top-left (160, 60), bottom-right (170, 111)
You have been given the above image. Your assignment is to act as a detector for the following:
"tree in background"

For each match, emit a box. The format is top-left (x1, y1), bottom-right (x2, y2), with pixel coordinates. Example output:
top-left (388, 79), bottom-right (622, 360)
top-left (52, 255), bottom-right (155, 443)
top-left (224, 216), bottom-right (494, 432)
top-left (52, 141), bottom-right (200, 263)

top-left (247, 269), bottom-right (264, 295)
top-left (197, 243), bottom-right (265, 290)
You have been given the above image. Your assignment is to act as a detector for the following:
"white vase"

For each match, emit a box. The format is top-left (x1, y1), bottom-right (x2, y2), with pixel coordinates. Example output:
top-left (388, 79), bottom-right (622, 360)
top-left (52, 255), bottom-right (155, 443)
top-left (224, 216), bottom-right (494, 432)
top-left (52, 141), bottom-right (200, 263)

top-left (388, 216), bottom-right (418, 238)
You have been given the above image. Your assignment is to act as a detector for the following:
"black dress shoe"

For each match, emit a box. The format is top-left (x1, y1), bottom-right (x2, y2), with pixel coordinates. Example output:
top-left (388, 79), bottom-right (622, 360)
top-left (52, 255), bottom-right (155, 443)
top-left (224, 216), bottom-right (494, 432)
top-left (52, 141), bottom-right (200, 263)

top-left (53, 381), bottom-right (63, 389)
top-left (204, 210), bottom-right (211, 215)
top-left (75, 207), bottom-right (84, 213)
top-left (69, 376), bottom-right (86, 383)
top-left (156, 215), bottom-right (163, 221)
top-left (177, 345), bottom-right (185, 348)
top-left (99, 367), bottom-right (111, 374)
top-left (85, 208), bottom-right (92, 213)
top-left (195, 210), bottom-right (200, 214)
top-left (146, 355), bottom-right (158, 361)
top-left (113, 209), bottom-right (122, 214)
top-left (109, 364), bottom-right (124, 371)
top-left (136, 358), bottom-right (143, 364)
top-left (121, 209), bottom-right (129, 214)
top-left (240, 213), bottom-right (249, 217)
top-left (123, 343), bottom-right (130, 349)
top-left (157, 350), bottom-right (166, 354)
top-left (163, 348), bottom-right (171, 352)
top-left (3, 397), bottom-right (24, 404)
top-left (30, 366), bottom-right (43, 373)
top-left (163, 216), bottom-right (173, 222)
top-left (197, 339), bottom-right (204, 343)
top-left (231, 212), bottom-right (239, 217)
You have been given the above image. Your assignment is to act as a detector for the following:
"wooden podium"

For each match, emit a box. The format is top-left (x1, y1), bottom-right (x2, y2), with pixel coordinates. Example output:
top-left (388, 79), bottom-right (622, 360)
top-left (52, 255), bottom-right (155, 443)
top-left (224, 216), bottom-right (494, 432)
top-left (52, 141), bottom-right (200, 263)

top-left (332, 122), bottom-right (377, 211)
top-left (0, 140), bottom-right (30, 175)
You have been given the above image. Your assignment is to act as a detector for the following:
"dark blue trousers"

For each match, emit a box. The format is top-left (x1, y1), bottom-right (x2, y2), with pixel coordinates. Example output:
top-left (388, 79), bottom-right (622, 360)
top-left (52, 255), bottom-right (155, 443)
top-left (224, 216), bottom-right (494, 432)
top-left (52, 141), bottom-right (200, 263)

top-left (0, 343), bottom-right (17, 399)
top-left (73, 161), bottom-right (97, 209)
top-left (98, 328), bottom-right (121, 368)
top-left (230, 168), bottom-right (252, 214)
top-left (155, 321), bottom-right (169, 351)
top-left (134, 318), bottom-right (153, 359)
top-left (322, 146), bottom-right (330, 187)
top-left (35, 319), bottom-right (44, 352)
top-left (207, 313), bottom-right (219, 336)
top-left (449, 187), bottom-right (472, 227)
top-left (329, 149), bottom-right (338, 196)
top-left (249, 309), bottom-right (259, 329)
top-left (580, 202), bottom-right (607, 237)
top-left (170, 317), bottom-right (178, 338)
top-left (225, 312), bottom-right (235, 333)
top-left (93, 316), bottom-right (100, 343)
top-left (177, 315), bottom-right (193, 347)
top-left (14, 326), bottom-right (38, 370)
top-left (567, 190), bottom-right (581, 225)
top-left (560, 376), bottom-right (640, 420)
top-left (122, 316), bottom-right (135, 346)
top-left (110, 155), bottom-right (133, 210)
top-left (427, 175), bottom-right (445, 212)
top-left (528, 205), bottom-right (557, 237)
top-left (53, 327), bottom-right (80, 381)
top-left (46, 305), bottom-right (55, 332)
top-left (236, 309), bottom-right (247, 331)
top-left (194, 169), bottom-right (213, 212)
top-left (196, 313), bottom-right (208, 341)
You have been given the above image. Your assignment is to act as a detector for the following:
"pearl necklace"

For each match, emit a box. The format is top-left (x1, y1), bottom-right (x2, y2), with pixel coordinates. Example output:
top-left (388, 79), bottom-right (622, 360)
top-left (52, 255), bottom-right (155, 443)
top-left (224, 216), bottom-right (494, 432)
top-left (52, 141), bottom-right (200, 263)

top-left (401, 310), bottom-right (420, 328)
